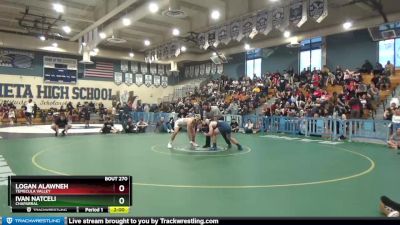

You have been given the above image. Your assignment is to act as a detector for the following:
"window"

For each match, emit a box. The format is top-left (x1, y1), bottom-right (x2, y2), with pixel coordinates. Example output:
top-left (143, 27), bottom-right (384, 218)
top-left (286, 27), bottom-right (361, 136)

top-left (299, 37), bottom-right (322, 71)
top-left (246, 58), bottom-right (262, 78)
top-left (396, 38), bottom-right (400, 67)
top-left (246, 49), bottom-right (262, 77)
top-left (379, 39), bottom-right (395, 65)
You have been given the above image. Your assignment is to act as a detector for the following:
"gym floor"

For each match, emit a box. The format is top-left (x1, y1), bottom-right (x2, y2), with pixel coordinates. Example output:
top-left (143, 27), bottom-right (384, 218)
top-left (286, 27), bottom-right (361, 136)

top-left (0, 126), bottom-right (399, 217)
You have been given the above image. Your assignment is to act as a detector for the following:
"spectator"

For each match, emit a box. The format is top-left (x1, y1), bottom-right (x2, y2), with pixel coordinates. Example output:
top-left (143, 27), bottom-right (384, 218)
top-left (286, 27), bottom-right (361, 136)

top-left (230, 119), bottom-right (240, 133)
top-left (124, 117), bottom-right (137, 133)
top-left (137, 118), bottom-right (148, 133)
top-left (360, 60), bottom-right (373, 73)
top-left (385, 60), bottom-right (395, 76)
top-left (243, 119), bottom-right (254, 134)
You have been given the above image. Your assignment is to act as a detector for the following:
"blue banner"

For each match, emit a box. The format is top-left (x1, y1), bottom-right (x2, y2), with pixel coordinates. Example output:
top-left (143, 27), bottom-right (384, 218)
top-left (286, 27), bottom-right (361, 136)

top-left (2, 217), bottom-right (64, 225)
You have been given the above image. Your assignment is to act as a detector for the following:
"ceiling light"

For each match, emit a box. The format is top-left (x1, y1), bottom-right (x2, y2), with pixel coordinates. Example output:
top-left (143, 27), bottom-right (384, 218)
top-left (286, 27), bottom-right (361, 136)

top-left (52, 42), bottom-right (58, 48)
top-left (82, 42), bottom-right (87, 47)
top-left (39, 35), bottom-right (46, 41)
top-left (149, 2), bottom-right (159, 13)
top-left (129, 52), bottom-right (134, 57)
top-left (270, 0), bottom-right (279, 2)
top-left (99, 32), bottom-right (107, 39)
top-left (122, 17), bottom-right (131, 26)
top-left (343, 21), bottom-right (353, 30)
top-left (62, 25), bottom-right (71, 34)
top-left (93, 48), bottom-right (99, 53)
top-left (211, 10), bottom-right (220, 20)
top-left (283, 31), bottom-right (291, 38)
top-left (181, 46), bottom-right (187, 52)
top-left (244, 43), bottom-right (250, 50)
top-left (172, 28), bottom-right (180, 36)
top-left (53, 3), bottom-right (64, 13)
top-left (212, 52), bottom-right (217, 56)
top-left (144, 39), bottom-right (151, 46)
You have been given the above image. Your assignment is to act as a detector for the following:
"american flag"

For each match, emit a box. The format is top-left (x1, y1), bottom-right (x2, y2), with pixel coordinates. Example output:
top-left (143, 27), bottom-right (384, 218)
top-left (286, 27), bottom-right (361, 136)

top-left (84, 62), bottom-right (114, 78)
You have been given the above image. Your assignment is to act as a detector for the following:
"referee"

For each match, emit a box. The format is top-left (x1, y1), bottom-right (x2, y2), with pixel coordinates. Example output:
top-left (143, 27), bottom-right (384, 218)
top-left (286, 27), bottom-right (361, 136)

top-left (51, 112), bottom-right (71, 136)
top-left (201, 102), bottom-right (222, 148)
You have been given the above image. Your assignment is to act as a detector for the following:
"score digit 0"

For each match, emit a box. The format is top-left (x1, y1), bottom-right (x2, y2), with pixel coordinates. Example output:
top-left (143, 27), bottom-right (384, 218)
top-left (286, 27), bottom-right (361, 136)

top-left (119, 197), bottom-right (125, 205)
top-left (118, 184), bottom-right (125, 192)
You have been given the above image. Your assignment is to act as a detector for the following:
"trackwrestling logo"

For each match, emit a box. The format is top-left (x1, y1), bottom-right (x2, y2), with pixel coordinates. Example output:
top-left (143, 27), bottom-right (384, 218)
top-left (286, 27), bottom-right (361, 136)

top-left (6, 218), bottom-right (12, 224)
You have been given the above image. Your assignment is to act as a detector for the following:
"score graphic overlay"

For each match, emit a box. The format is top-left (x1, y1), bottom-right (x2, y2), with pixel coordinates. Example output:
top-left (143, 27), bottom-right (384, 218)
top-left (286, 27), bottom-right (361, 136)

top-left (8, 176), bottom-right (132, 213)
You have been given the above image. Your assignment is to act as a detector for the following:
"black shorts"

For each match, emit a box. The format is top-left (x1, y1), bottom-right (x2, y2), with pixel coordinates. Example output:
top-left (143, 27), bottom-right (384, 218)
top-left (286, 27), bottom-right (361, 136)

top-left (25, 112), bottom-right (32, 117)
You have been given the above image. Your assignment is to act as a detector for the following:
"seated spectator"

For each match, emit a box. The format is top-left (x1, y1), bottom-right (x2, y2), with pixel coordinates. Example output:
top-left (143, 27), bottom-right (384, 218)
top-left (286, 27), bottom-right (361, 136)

top-left (101, 117), bottom-right (118, 134)
top-left (388, 128), bottom-right (400, 150)
top-left (155, 117), bottom-right (172, 133)
top-left (385, 60), bottom-right (395, 76)
top-left (137, 119), bottom-right (148, 133)
top-left (231, 119), bottom-right (240, 133)
top-left (8, 107), bottom-right (15, 125)
top-left (243, 119), bottom-right (254, 134)
top-left (124, 117), bottom-right (137, 133)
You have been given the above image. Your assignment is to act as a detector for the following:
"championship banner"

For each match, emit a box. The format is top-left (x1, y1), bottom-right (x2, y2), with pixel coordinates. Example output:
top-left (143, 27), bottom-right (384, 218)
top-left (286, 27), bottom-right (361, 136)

top-left (162, 45), bottom-right (169, 59)
top-left (0, 49), bottom-right (34, 68)
top-left (161, 76), bottom-right (168, 88)
top-left (199, 64), bottom-right (205, 76)
top-left (166, 64), bottom-right (172, 76)
top-left (211, 63), bottom-right (217, 75)
top-left (309, 0), bottom-right (328, 23)
top-left (150, 64), bottom-right (157, 75)
top-left (158, 64), bottom-right (165, 75)
top-left (114, 72), bottom-right (123, 85)
top-left (135, 74), bottom-right (143, 86)
top-left (290, 0), bottom-right (308, 27)
top-left (256, 10), bottom-right (272, 36)
top-left (43, 56), bottom-right (77, 84)
top-left (185, 67), bottom-right (190, 78)
top-left (230, 20), bottom-right (242, 41)
top-left (189, 66), bottom-right (195, 77)
top-left (272, 6), bottom-right (289, 31)
top-left (121, 60), bottom-right (129, 72)
top-left (153, 75), bottom-right (161, 87)
top-left (242, 16), bottom-right (256, 38)
top-left (198, 33), bottom-right (206, 49)
top-left (125, 73), bottom-right (133, 86)
top-left (194, 65), bottom-right (200, 77)
top-left (140, 63), bottom-right (148, 74)
top-left (144, 74), bottom-right (153, 87)
top-left (217, 25), bottom-right (230, 46)
top-left (130, 62), bottom-right (139, 74)
top-left (206, 63), bottom-right (212, 75)
top-left (156, 48), bottom-right (163, 60)
top-left (217, 64), bottom-right (224, 74)
top-left (207, 29), bottom-right (217, 48)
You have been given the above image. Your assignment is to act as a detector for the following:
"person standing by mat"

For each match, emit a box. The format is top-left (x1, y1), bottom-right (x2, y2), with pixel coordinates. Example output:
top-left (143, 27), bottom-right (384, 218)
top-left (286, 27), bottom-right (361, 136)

top-left (25, 99), bottom-right (34, 125)
top-left (204, 119), bottom-right (243, 151)
top-left (51, 112), bottom-right (72, 136)
top-left (168, 115), bottom-right (201, 149)
top-left (82, 102), bottom-right (91, 128)
top-left (201, 102), bottom-right (222, 148)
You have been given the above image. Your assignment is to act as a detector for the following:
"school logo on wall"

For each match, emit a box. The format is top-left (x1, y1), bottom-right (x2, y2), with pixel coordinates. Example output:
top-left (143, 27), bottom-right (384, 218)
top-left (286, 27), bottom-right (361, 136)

top-left (0, 49), bottom-right (34, 68)
top-left (290, 0), bottom-right (308, 27)
top-left (144, 74), bottom-right (152, 87)
top-left (114, 72), bottom-right (123, 85)
top-left (125, 73), bottom-right (133, 86)
top-left (135, 74), bottom-right (143, 86)
top-left (309, 0), bottom-right (328, 23)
